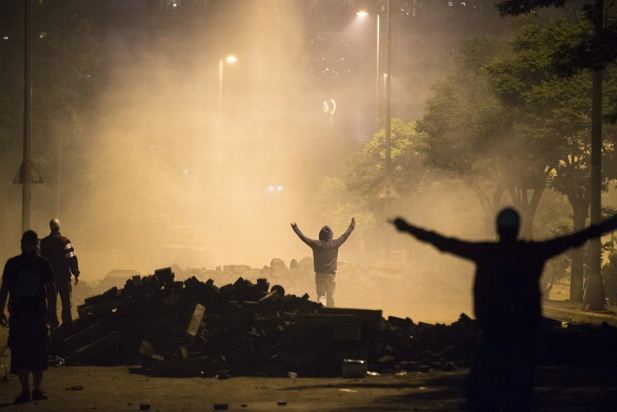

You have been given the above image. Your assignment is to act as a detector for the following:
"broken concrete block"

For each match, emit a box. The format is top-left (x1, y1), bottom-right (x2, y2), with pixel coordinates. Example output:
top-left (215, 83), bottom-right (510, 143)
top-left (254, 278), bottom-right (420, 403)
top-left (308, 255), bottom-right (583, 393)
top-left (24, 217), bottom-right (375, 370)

top-left (187, 304), bottom-right (206, 337)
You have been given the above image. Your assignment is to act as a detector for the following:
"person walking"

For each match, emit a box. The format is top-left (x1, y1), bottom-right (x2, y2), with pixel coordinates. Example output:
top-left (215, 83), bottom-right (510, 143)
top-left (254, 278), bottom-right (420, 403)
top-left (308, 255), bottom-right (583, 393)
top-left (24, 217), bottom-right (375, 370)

top-left (0, 230), bottom-right (58, 404)
top-left (40, 218), bottom-right (79, 325)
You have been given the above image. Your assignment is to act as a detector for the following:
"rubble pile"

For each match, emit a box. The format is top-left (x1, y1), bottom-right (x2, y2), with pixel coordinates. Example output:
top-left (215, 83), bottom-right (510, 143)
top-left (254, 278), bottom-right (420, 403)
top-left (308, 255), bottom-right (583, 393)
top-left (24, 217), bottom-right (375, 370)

top-left (51, 266), bottom-right (617, 378)
top-left (50, 267), bottom-right (476, 377)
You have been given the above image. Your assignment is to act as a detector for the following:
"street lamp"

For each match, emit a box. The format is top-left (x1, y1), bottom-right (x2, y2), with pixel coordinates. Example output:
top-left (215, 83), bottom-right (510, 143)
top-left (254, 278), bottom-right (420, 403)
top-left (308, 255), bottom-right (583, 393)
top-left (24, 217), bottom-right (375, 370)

top-left (358, 1), bottom-right (393, 257)
top-left (218, 54), bottom-right (237, 112)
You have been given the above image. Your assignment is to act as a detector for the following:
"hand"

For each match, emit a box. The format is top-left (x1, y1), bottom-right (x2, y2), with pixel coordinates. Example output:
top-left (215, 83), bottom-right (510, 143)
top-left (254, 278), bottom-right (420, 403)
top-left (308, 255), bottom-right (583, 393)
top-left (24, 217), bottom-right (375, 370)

top-left (74, 276), bottom-right (79, 285)
top-left (390, 217), bottom-right (410, 232)
top-left (0, 313), bottom-right (7, 327)
top-left (350, 217), bottom-right (356, 228)
top-left (290, 222), bottom-right (298, 230)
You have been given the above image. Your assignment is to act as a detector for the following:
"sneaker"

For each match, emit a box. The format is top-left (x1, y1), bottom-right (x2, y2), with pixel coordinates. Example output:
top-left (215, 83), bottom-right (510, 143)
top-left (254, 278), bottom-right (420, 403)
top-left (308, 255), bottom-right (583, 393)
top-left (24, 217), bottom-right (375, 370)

top-left (32, 390), bottom-right (48, 401)
top-left (14, 390), bottom-right (31, 404)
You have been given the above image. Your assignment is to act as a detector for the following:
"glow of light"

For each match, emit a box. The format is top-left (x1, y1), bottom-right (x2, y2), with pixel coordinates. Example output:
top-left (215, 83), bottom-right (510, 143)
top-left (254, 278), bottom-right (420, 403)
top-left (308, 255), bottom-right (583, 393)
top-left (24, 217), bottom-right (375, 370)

top-left (356, 10), bottom-right (369, 17)
top-left (277, 186), bottom-right (283, 192)
top-left (267, 185), bottom-right (275, 192)
top-left (225, 55), bottom-right (238, 65)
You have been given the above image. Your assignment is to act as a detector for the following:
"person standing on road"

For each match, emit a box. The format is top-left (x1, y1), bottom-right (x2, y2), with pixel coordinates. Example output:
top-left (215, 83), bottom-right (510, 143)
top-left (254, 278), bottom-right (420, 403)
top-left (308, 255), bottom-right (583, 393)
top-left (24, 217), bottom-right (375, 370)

top-left (40, 218), bottom-right (80, 326)
top-left (291, 218), bottom-right (355, 307)
top-left (391, 208), bottom-right (617, 411)
top-left (0, 230), bottom-right (58, 404)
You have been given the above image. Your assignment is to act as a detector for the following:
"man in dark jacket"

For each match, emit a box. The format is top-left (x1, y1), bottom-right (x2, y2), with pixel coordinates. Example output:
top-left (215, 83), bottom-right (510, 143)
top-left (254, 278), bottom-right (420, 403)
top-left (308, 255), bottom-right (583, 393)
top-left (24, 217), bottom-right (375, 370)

top-left (391, 208), bottom-right (617, 411)
top-left (291, 218), bottom-right (355, 307)
top-left (0, 230), bottom-right (58, 404)
top-left (40, 218), bottom-right (79, 325)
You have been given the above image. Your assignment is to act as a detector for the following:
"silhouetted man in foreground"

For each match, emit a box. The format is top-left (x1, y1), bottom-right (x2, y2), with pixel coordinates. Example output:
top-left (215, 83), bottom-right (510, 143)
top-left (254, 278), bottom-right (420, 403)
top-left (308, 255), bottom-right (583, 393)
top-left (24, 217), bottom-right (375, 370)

top-left (40, 218), bottom-right (80, 325)
top-left (391, 208), bottom-right (617, 411)
top-left (0, 230), bottom-right (58, 404)
top-left (291, 218), bottom-right (355, 307)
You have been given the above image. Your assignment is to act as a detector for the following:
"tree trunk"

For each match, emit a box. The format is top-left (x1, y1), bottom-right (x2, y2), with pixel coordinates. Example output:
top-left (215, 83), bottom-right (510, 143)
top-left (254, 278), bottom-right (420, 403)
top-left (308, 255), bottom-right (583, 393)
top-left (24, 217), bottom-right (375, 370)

top-left (508, 187), bottom-right (543, 239)
top-left (570, 204), bottom-right (588, 303)
top-left (468, 180), bottom-right (504, 237)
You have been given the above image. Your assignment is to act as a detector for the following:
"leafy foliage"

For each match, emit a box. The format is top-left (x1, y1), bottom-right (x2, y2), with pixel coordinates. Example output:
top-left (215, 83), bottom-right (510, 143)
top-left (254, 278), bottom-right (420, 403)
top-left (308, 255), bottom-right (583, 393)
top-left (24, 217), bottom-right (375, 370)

top-left (345, 119), bottom-right (425, 202)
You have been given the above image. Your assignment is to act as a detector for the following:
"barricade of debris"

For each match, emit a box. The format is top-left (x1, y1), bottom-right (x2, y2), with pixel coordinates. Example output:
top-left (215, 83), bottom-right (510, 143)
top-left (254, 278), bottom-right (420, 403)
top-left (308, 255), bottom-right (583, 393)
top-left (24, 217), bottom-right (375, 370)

top-left (50, 267), bottom-right (478, 377)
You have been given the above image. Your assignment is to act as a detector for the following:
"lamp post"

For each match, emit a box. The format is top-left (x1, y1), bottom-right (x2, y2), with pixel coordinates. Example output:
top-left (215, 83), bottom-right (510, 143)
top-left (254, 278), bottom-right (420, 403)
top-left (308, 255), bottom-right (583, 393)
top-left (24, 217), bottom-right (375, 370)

top-left (218, 54), bottom-right (237, 113)
top-left (22, 0), bottom-right (32, 232)
top-left (584, 0), bottom-right (606, 310)
top-left (355, 9), bottom-right (381, 130)
top-left (358, 0), bottom-right (393, 258)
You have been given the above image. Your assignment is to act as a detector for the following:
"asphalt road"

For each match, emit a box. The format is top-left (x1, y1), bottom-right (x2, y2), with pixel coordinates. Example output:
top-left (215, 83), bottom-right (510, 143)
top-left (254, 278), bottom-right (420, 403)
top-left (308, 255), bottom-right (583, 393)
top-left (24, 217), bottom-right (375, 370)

top-left (0, 365), bottom-right (616, 411)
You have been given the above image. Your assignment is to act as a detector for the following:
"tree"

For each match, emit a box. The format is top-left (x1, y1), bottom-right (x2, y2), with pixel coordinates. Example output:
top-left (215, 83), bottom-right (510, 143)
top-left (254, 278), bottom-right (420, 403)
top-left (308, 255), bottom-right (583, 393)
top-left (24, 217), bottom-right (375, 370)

top-left (496, 0), bottom-right (617, 310)
top-left (418, 39), bottom-right (556, 238)
top-left (487, 19), bottom-right (617, 301)
top-left (346, 118), bottom-right (425, 204)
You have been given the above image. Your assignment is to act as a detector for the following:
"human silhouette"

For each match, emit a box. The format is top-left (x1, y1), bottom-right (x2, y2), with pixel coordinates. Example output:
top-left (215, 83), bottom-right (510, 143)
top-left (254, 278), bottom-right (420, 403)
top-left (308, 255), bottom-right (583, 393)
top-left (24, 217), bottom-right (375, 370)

top-left (291, 218), bottom-right (355, 307)
top-left (40, 218), bottom-right (80, 325)
top-left (0, 230), bottom-right (58, 404)
top-left (391, 208), bottom-right (617, 411)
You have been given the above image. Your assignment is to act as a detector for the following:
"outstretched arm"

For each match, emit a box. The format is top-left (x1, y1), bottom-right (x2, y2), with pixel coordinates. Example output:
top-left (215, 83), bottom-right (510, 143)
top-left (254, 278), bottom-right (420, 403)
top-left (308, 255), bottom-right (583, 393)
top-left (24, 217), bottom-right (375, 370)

top-left (390, 217), bottom-right (481, 261)
top-left (291, 222), bottom-right (318, 248)
top-left (540, 214), bottom-right (617, 258)
top-left (334, 218), bottom-right (355, 246)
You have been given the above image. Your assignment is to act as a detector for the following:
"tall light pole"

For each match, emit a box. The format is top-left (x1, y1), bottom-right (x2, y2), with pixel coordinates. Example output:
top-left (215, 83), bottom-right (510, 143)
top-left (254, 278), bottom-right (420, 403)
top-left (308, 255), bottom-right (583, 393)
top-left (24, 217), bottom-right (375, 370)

top-left (384, 0), bottom-right (392, 199)
top-left (383, 0), bottom-right (393, 258)
top-left (358, 0), bottom-right (393, 258)
top-left (584, 0), bottom-right (606, 311)
top-left (22, 0), bottom-right (32, 232)
top-left (356, 9), bottom-right (381, 130)
top-left (218, 54), bottom-right (237, 113)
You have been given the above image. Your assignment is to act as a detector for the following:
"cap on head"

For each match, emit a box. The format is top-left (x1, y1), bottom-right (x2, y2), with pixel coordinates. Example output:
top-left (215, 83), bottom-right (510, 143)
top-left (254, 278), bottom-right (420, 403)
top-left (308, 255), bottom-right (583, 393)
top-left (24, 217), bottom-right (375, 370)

top-left (319, 225), bottom-right (333, 241)
top-left (21, 230), bottom-right (39, 252)
top-left (496, 207), bottom-right (520, 240)
top-left (50, 218), bottom-right (61, 231)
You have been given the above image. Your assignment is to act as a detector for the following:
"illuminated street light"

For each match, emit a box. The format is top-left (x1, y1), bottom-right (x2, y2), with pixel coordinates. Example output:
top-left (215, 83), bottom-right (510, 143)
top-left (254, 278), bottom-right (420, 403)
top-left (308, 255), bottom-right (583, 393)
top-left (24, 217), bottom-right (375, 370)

top-left (219, 54), bottom-right (238, 112)
top-left (358, 1), bottom-right (394, 258)
top-left (266, 185), bottom-right (284, 193)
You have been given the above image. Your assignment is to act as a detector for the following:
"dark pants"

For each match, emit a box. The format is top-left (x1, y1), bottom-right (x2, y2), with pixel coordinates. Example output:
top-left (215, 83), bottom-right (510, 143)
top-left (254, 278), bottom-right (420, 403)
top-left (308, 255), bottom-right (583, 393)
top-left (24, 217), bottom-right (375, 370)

top-left (8, 311), bottom-right (49, 374)
top-left (55, 280), bottom-right (72, 325)
top-left (467, 338), bottom-right (535, 411)
top-left (315, 272), bottom-right (336, 307)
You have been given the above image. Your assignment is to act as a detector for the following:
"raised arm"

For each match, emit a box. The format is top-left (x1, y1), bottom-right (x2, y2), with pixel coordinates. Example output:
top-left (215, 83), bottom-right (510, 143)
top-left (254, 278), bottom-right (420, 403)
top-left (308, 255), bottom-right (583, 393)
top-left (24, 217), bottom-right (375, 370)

top-left (539, 214), bottom-right (617, 258)
top-left (291, 222), bottom-right (318, 248)
top-left (390, 217), bottom-right (481, 261)
top-left (334, 218), bottom-right (355, 247)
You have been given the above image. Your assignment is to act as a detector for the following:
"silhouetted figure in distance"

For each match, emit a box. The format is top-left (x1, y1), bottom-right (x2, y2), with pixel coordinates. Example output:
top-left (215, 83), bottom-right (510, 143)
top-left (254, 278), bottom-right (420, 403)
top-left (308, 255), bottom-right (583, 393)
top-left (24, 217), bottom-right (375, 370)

top-left (40, 218), bottom-right (80, 326)
top-left (0, 230), bottom-right (58, 404)
top-left (391, 208), bottom-right (617, 411)
top-left (291, 218), bottom-right (355, 307)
